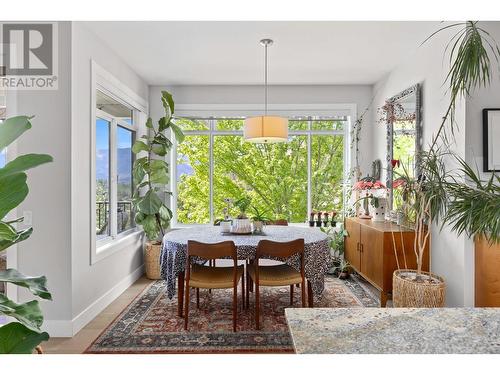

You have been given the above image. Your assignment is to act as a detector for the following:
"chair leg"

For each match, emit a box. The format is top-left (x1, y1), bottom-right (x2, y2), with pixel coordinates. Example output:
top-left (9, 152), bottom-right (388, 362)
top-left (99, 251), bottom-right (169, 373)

top-left (290, 284), bottom-right (294, 306)
top-left (184, 282), bottom-right (190, 330)
top-left (255, 282), bottom-right (260, 330)
top-left (246, 273), bottom-right (250, 309)
top-left (196, 288), bottom-right (200, 309)
top-left (241, 274), bottom-right (245, 310)
top-left (233, 283), bottom-right (237, 332)
top-left (301, 282), bottom-right (306, 307)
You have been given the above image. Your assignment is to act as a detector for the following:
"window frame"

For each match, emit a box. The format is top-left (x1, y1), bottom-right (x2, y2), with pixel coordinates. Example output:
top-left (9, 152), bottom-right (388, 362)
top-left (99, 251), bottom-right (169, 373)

top-left (90, 61), bottom-right (147, 264)
top-left (170, 104), bottom-right (356, 227)
top-left (94, 107), bottom-right (137, 245)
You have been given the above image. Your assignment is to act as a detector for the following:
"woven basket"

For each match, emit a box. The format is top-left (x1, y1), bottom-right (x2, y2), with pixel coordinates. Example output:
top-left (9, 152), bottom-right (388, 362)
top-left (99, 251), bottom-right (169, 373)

top-left (144, 241), bottom-right (162, 280)
top-left (393, 269), bottom-right (445, 307)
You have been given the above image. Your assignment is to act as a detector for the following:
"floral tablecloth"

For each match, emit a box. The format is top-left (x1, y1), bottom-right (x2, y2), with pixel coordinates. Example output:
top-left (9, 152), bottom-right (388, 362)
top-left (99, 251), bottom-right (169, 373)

top-left (160, 225), bottom-right (332, 300)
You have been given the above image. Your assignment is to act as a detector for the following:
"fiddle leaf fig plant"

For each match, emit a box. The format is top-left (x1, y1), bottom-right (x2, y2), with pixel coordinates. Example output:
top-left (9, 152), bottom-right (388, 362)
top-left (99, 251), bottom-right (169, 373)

top-left (132, 91), bottom-right (184, 241)
top-left (0, 116), bottom-right (53, 354)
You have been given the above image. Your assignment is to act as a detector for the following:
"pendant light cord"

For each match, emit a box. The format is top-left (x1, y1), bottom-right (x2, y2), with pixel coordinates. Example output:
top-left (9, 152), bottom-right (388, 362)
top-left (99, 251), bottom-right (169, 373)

top-left (264, 42), bottom-right (268, 115)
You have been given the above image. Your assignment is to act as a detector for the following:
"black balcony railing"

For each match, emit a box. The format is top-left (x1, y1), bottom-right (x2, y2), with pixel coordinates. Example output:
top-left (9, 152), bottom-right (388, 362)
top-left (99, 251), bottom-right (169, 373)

top-left (96, 201), bottom-right (134, 235)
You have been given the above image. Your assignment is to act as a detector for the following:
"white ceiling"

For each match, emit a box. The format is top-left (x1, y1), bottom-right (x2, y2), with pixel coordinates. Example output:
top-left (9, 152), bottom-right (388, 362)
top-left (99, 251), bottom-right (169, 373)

top-left (83, 21), bottom-right (441, 86)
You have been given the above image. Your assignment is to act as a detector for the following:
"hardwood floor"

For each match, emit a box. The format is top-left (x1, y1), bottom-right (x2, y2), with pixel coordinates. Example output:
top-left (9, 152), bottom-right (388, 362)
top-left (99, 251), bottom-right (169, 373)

top-left (42, 276), bottom-right (152, 354)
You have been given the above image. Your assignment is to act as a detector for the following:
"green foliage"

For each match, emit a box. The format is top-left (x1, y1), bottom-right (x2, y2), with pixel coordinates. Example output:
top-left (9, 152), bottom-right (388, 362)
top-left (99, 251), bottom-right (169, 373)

top-left (176, 119), bottom-right (344, 224)
top-left (321, 225), bottom-right (348, 259)
top-left (132, 91), bottom-right (184, 241)
top-left (0, 116), bottom-right (52, 353)
top-left (234, 196), bottom-right (251, 218)
top-left (251, 206), bottom-right (271, 222)
top-left (425, 21), bottom-right (500, 148)
top-left (0, 322), bottom-right (49, 354)
top-left (445, 156), bottom-right (500, 243)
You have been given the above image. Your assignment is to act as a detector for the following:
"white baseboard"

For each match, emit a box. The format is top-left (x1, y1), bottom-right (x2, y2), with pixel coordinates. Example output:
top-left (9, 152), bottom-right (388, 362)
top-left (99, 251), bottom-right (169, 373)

top-left (42, 264), bottom-right (145, 337)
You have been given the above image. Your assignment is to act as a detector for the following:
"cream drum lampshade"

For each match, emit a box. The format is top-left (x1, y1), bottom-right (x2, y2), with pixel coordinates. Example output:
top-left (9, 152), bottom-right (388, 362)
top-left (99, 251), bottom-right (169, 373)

top-left (244, 115), bottom-right (288, 143)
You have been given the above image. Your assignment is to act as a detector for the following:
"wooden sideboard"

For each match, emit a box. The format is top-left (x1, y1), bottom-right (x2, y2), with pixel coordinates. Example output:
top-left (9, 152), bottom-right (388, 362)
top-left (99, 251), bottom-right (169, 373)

top-left (475, 236), bottom-right (500, 307)
top-left (344, 217), bottom-right (429, 306)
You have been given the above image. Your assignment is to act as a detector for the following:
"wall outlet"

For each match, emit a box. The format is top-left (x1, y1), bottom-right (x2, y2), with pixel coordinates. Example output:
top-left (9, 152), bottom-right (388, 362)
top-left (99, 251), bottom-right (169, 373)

top-left (23, 210), bottom-right (32, 226)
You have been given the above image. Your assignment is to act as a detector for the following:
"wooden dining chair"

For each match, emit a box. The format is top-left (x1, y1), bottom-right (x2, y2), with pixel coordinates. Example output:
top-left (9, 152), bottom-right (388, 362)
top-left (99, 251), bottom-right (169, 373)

top-left (246, 238), bottom-right (306, 330)
top-left (184, 240), bottom-right (244, 332)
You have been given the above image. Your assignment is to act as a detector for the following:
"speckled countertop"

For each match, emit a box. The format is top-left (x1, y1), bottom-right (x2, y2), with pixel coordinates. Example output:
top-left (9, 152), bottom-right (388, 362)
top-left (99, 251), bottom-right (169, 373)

top-left (285, 308), bottom-right (500, 354)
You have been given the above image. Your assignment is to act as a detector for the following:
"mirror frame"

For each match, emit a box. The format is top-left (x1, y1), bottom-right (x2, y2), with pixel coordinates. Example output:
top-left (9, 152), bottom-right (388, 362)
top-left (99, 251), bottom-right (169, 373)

top-left (386, 83), bottom-right (422, 210)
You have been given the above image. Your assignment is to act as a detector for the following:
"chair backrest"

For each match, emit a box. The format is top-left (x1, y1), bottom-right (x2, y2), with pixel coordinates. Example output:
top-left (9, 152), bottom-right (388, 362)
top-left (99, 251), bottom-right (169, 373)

top-left (187, 240), bottom-right (237, 261)
top-left (256, 238), bottom-right (304, 259)
top-left (271, 219), bottom-right (288, 226)
top-left (255, 238), bottom-right (305, 278)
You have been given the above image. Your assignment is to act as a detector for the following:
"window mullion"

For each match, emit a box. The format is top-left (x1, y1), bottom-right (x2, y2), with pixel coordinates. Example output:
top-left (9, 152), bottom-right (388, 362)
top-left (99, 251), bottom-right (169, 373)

top-left (209, 119), bottom-right (214, 224)
top-left (307, 117), bottom-right (312, 219)
top-left (110, 119), bottom-right (118, 238)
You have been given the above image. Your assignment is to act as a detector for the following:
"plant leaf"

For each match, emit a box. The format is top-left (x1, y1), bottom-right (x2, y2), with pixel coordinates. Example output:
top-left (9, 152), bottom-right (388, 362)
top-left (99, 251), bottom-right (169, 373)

top-left (161, 91), bottom-right (175, 115)
top-left (169, 121), bottom-right (185, 143)
top-left (0, 154), bottom-right (53, 180)
top-left (0, 227), bottom-right (33, 252)
top-left (0, 269), bottom-right (52, 300)
top-left (137, 190), bottom-right (162, 215)
top-left (0, 322), bottom-right (49, 354)
top-left (0, 116), bottom-right (32, 152)
top-left (0, 294), bottom-right (44, 331)
top-left (131, 140), bottom-right (149, 154)
top-left (0, 173), bottom-right (28, 220)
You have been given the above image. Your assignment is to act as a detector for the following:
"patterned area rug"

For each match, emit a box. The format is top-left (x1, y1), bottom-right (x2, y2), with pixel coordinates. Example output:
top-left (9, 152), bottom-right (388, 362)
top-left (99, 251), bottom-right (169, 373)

top-left (85, 275), bottom-right (378, 354)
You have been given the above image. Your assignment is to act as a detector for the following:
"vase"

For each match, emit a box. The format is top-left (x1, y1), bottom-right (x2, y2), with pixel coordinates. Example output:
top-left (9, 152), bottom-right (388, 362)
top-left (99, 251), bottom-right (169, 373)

top-left (392, 269), bottom-right (445, 307)
top-left (232, 218), bottom-right (252, 233)
top-left (144, 241), bottom-right (162, 280)
top-left (370, 197), bottom-right (387, 222)
top-left (253, 220), bottom-right (264, 234)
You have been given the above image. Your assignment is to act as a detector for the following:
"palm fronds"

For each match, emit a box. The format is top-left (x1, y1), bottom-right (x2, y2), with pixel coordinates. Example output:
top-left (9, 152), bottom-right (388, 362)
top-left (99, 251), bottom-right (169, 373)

top-left (445, 156), bottom-right (500, 244)
top-left (426, 21), bottom-right (500, 150)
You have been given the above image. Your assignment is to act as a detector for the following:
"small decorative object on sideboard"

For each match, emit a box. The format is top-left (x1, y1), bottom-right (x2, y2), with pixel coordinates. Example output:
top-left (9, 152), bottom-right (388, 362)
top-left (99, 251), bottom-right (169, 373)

top-left (323, 212), bottom-right (330, 227)
top-left (331, 211), bottom-right (337, 228)
top-left (369, 197), bottom-right (387, 222)
top-left (309, 212), bottom-right (316, 227)
top-left (353, 177), bottom-right (386, 220)
top-left (316, 212), bottom-right (323, 227)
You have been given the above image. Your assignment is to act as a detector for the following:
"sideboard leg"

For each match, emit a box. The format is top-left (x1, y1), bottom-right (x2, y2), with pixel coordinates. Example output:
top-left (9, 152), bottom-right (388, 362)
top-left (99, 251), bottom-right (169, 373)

top-left (380, 291), bottom-right (389, 307)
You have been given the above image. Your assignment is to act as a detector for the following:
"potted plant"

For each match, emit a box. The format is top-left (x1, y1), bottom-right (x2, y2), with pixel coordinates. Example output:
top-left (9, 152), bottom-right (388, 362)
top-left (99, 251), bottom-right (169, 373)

top-left (251, 206), bottom-right (271, 234)
top-left (333, 259), bottom-right (351, 280)
top-left (321, 225), bottom-right (348, 275)
top-left (352, 177), bottom-right (387, 221)
top-left (232, 196), bottom-right (252, 233)
top-left (391, 21), bottom-right (500, 307)
top-left (0, 116), bottom-right (53, 353)
top-left (132, 91), bottom-right (184, 279)
top-left (391, 150), bottom-right (448, 307)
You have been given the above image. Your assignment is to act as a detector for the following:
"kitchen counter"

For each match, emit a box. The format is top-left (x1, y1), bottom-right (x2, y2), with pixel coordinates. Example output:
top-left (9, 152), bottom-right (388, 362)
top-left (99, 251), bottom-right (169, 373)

top-left (285, 307), bottom-right (500, 354)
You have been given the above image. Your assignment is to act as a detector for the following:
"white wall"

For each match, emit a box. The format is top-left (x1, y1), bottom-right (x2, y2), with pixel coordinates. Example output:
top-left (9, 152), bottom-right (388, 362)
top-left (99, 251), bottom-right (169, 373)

top-left (11, 21), bottom-right (150, 336)
top-left (69, 22), bottom-right (148, 334)
top-left (149, 84), bottom-right (374, 175)
top-left (13, 22), bottom-right (73, 324)
top-left (371, 24), bottom-right (472, 306)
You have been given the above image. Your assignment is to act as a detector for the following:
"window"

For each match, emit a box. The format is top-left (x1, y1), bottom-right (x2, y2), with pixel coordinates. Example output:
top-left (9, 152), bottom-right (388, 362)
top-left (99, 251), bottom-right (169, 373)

top-left (95, 90), bottom-right (136, 243)
top-left (173, 115), bottom-right (350, 225)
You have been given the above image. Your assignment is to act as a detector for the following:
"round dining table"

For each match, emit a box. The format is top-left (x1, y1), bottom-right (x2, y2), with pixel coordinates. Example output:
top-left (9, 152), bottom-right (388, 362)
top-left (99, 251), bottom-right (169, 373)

top-left (160, 225), bottom-right (332, 316)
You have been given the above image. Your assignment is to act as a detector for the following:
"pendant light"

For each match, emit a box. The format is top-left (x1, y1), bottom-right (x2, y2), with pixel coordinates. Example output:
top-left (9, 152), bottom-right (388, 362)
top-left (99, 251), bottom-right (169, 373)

top-left (244, 39), bottom-right (288, 143)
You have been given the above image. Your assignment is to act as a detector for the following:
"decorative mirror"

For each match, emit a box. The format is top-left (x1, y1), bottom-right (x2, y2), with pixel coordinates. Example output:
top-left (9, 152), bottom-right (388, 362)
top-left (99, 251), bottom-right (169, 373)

top-left (384, 84), bottom-right (422, 210)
